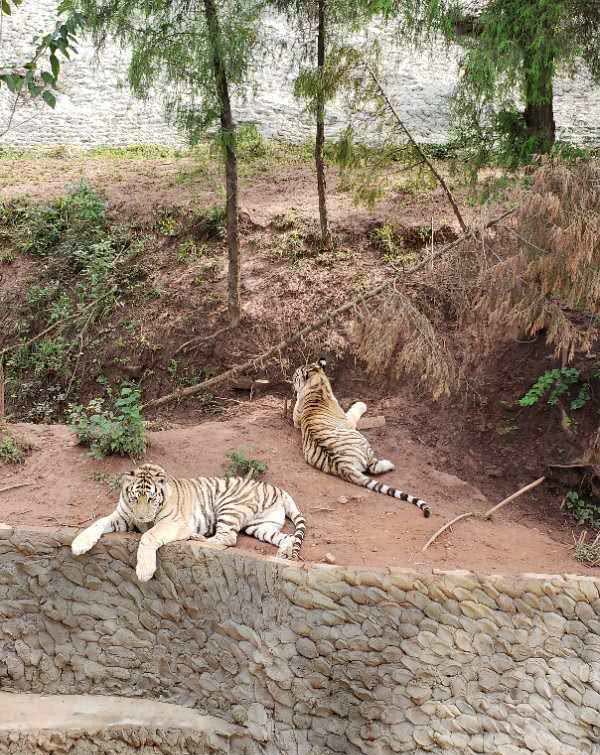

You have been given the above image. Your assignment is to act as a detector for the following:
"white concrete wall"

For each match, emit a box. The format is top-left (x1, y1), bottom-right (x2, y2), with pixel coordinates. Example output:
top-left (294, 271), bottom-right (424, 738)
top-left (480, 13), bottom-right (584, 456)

top-left (0, 1), bottom-right (599, 147)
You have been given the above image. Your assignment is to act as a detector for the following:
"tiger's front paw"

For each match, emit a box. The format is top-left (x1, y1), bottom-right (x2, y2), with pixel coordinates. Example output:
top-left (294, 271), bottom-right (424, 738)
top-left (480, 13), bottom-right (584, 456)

top-left (71, 531), bottom-right (96, 556)
top-left (136, 553), bottom-right (157, 582)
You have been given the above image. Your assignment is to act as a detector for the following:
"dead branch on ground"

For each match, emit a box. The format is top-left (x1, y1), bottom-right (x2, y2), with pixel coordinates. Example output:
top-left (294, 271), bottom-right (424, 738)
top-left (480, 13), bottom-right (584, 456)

top-left (421, 476), bottom-right (546, 552)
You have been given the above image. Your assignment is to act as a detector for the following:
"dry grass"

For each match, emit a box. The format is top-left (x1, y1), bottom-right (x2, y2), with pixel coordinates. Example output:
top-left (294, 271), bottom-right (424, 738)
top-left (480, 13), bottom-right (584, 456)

top-left (473, 161), bottom-right (600, 362)
top-left (574, 531), bottom-right (600, 566)
top-left (354, 291), bottom-right (460, 400)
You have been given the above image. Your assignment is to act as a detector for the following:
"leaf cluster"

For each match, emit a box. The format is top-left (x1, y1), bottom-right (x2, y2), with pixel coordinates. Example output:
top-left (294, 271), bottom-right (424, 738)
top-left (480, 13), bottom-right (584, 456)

top-left (1, 2), bottom-right (82, 109)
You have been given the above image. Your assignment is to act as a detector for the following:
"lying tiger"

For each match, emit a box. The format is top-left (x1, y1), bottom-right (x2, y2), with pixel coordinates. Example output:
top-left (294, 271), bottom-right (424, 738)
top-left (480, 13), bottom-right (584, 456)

top-left (292, 359), bottom-right (431, 517)
top-left (71, 463), bottom-right (306, 581)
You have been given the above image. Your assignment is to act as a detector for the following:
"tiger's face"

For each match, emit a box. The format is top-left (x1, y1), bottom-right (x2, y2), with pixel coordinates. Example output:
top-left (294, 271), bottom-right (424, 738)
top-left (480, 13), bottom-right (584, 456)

top-left (121, 463), bottom-right (168, 524)
top-left (292, 358), bottom-right (328, 394)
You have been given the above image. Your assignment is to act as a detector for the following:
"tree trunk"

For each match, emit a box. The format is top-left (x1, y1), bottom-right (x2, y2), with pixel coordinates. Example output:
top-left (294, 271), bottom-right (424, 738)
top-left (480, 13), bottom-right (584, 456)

top-left (315, 0), bottom-right (332, 250)
top-left (203, 0), bottom-right (241, 326)
top-left (523, 58), bottom-right (555, 151)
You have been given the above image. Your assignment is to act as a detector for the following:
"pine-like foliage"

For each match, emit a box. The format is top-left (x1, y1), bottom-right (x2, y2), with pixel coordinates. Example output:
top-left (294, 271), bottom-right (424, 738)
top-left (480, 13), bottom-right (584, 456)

top-left (474, 161), bottom-right (600, 362)
top-left (64, 0), bottom-right (265, 139)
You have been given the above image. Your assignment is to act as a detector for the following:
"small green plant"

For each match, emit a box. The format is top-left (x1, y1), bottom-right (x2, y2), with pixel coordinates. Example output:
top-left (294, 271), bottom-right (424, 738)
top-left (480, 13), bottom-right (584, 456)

top-left (177, 239), bottom-right (204, 262)
top-left (68, 384), bottom-right (146, 459)
top-left (224, 449), bottom-right (267, 479)
top-left (0, 434), bottom-right (25, 464)
top-left (565, 490), bottom-right (600, 528)
top-left (519, 368), bottom-right (594, 410)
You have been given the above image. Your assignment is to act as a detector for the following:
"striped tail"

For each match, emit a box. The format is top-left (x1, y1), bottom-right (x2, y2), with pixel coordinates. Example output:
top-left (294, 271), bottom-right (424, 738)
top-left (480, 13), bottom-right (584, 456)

top-left (283, 495), bottom-right (306, 559)
top-left (348, 470), bottom-right (431, 517)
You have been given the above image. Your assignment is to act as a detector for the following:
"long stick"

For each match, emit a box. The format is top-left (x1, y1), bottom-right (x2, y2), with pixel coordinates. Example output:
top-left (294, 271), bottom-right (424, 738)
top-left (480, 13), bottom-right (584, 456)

top-left (421, 475), bottom-right (546, 552)
top-left (0, 482), bottom-right (37, 495)
top-left (366, 64), bottom-right (468, 234)
top-left (144, 209), bottom-right (514, 410)
top-left (482, 476), bottom-right (545, 519)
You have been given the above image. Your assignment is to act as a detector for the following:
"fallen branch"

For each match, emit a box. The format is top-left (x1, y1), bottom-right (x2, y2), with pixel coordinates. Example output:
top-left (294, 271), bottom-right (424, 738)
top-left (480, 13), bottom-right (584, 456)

top-left (421, 512), bottom-right (474, 553)
top-left (173, 323), bottom-right (235, 357)
top-left (144, 209), bottom-right (514, 410)
top-left (64, 307), bottom-right (97, 400)
top-left (0, 287), bottom-right (116, 358)
top-left (421, 475), bottom-right (546, 552)
top-left (482, 476), bottom-right (546, 519)
top-left (0, 482), bottom-right (39, 495)
top-left (366, 64), bottom-right (468, 234)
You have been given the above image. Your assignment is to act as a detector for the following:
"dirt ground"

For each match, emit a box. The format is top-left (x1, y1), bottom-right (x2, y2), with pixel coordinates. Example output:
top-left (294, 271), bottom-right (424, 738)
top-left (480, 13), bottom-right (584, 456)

top-left (1, 396), bottom-right (594, 576)
top-left (1, 149), bottom-right (598, 576)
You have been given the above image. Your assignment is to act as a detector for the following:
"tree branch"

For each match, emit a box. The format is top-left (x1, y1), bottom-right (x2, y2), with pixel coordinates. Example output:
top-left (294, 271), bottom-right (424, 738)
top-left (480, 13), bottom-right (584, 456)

top-left (366, 63), bottom-right (468, 234)
top-left (144, 208), bottom-right (514, 410)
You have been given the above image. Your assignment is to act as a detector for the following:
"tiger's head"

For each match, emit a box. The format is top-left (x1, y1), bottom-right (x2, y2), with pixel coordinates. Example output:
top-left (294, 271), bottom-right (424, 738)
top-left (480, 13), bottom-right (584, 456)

top-left (292, 357), bottom-right (328, 394)
top-left (121, 463), bottom-right (169, 524)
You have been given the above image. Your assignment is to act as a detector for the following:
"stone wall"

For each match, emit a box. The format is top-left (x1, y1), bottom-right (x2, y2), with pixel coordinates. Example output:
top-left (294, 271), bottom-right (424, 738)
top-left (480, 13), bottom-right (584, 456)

top-left (0, 1), bottom-right (599, 147)
top-left (2, 524), bottom-right (600, 754)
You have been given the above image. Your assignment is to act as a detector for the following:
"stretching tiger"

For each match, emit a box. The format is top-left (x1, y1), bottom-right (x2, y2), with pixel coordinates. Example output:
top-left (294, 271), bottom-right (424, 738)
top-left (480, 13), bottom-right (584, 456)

top-left (292, 359), bottom-right (431, 517)
top-left (71, 463), bottom-right (306, 581)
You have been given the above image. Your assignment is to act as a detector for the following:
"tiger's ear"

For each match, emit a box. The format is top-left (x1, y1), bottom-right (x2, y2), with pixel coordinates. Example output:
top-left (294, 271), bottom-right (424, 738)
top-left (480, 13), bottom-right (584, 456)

top-left (318, 357), bottom-right (327, 368)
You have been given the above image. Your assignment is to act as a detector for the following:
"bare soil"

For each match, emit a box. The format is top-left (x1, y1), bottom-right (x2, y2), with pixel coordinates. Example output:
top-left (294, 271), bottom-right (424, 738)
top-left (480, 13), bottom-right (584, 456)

top-left (1, 151), bottom-right (598, 575)
top-left (0, 397), bottom-right (594, 576)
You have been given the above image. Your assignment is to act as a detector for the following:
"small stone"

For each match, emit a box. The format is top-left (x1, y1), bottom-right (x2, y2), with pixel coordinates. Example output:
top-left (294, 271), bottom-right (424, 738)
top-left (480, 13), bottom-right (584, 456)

top-left (323, 553), bottom-right (336, 564)
top-left (338, 496), bottom-right (349, 504)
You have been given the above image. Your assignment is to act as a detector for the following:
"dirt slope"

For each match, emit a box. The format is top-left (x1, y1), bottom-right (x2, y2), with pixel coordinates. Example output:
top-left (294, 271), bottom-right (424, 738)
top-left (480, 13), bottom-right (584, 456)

top-left (0, 397), bottom-right (590, 576)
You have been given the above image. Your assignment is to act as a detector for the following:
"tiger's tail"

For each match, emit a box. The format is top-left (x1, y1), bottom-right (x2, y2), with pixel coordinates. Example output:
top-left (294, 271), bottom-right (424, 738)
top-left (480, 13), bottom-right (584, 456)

top-left (282, 494), bottom-right (306, 559)
top-left (345, 469), bottom-right (431, 517)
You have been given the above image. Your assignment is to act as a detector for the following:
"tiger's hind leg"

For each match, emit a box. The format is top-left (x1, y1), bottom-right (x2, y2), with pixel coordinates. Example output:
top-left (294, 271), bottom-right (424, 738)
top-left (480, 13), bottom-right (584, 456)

top-left (368, 458), bottom-right (395, 474)
top-left (244, 506), bottom-right (291, 557)
top-left (345, 401), bottom-right (367, 429)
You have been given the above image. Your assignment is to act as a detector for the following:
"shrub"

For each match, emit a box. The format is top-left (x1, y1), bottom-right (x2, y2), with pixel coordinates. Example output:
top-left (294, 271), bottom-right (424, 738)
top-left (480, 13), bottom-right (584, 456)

top-left (224, 449), bottom-right (267, 479)
top-left (0, 434), bottom-right (25, 464)
top-left (68, 385), bottom-right (146, 459)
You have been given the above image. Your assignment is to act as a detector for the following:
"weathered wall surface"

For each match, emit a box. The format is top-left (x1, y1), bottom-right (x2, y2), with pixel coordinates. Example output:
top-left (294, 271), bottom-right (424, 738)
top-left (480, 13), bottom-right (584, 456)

top-left (0, 1), bottom-right (599, 147)
top-left (2, 525), bottom-right (600, 755)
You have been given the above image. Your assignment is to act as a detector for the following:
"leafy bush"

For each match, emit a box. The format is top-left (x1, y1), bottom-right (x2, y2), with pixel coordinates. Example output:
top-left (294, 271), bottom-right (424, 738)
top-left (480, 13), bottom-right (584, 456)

top-left (22, 181), bottom-right (106, 257)
top-left (564, 490), bottom-right (600, 528)
top-left (68, 385), bottom-right (146, 459)
top-left (224, 449), bottom-right (267, 479)
top-left (519, 368), bottom-right (595, 411)
top-left (0, 434), bottom-right (25, 464)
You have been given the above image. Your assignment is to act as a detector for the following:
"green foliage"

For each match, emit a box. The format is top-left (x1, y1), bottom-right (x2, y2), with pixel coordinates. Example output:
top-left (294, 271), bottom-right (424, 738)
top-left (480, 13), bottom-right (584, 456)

top-left (441, 0), bottom-right (600, 165)
top-left (0, 3), bottom-right (82, 109)
top-left (66, 0), bottom-right (265, 142)
top-left (0, 433), bottom-right (25, 464)
top-left (21, 181), bottom-right (106, 257)
top-left (88, 144), bottom-right (183, 159)
top-left (518, 367), bottom-right (594, 410)
top-left (564, 490), bottom-right (600, 529)
top-left (68, 385), bottom-right (146, 459)
top-left (224, 449), bottom-right (267, 479)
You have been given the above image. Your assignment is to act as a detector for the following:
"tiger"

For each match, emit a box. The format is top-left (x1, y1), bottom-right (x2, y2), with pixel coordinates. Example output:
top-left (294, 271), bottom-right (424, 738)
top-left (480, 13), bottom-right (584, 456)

top-left (71, 463), bottom-right (306, 581)
top-left (292, 358), bottom-right (431, 517)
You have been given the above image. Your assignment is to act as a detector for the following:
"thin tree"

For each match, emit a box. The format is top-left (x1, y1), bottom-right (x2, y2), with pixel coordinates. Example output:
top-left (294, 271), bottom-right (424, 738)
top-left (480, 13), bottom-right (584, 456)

top-left (66, 0), bottom-right (267, 326)
top-left (272, 0), bottom-right (381, 250)
top-left (442, 0), bottom-right (600, 153)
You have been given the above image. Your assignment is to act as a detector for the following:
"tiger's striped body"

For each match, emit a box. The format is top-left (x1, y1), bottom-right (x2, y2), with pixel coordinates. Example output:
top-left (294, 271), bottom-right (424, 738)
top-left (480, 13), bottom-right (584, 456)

top-left (292, 360), bottom-right (431, 517)
top-left (71, 463), bottom-right (306, 581)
